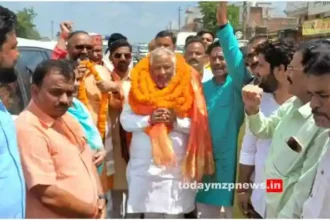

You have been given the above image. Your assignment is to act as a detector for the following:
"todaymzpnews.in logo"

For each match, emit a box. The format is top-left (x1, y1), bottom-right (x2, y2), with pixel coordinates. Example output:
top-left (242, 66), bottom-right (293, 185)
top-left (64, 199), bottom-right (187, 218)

top-left (179, 182), bottom-right (267, 191)
top-left (179, 178), bottom-right (283, 193)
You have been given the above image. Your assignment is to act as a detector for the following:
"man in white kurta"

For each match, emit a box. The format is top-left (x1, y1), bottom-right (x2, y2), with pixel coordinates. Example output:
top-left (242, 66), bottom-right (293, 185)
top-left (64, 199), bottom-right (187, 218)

top-left (119, 47), bottom-right (213, 218)
top-left (239, 92), bottom-right (279, 217)
top-left (120, 103), bottom-right (195, 217)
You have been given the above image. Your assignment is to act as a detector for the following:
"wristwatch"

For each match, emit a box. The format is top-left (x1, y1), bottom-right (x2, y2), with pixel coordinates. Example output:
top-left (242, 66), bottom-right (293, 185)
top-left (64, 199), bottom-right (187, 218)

top-left (98, 194), bottom-right (108, 204)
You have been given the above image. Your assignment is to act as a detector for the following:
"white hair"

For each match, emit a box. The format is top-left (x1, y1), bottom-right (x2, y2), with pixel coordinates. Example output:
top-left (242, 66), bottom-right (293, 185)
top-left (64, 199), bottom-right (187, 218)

top-left (150, 47), bottom-right (176, 65)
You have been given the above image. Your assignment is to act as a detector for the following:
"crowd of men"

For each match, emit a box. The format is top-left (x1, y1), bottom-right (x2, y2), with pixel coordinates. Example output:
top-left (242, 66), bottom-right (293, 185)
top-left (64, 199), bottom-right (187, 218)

top-left (1, 1), bottom-right (330, 219)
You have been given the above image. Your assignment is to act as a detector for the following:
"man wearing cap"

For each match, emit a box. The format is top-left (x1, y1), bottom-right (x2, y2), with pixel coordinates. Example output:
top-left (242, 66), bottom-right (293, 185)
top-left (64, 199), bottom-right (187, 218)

top-left (90, 33), bottom-right (104, 65)
top-left (103, 33), bottom-right (133, 72)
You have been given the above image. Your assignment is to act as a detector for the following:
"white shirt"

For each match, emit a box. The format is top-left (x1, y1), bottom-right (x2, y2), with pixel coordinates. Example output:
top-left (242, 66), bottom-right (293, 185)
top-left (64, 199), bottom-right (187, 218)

top-left (120, 102), bottom-right (196, 214)
top-left (239, 92), bottom-right (279, 217)
top-left (202, 68), bottom-right (213, 83)
top-left (301, 138), bottom-right (330, 218)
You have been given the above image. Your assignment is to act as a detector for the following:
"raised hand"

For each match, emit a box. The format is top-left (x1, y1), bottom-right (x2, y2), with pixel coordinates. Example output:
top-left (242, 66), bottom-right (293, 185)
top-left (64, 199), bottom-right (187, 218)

top-left (242, 84), bottom-right (263, 115)
top-left (216, 2), bottom-right (228, 26)
top-left (59, 21), bottom-right (73, 39)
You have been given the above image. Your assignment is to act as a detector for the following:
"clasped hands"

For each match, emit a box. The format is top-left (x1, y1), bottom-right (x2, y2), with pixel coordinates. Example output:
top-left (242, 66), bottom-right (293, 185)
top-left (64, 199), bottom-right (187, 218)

top-left (150, 108), bottom-right (176, 126)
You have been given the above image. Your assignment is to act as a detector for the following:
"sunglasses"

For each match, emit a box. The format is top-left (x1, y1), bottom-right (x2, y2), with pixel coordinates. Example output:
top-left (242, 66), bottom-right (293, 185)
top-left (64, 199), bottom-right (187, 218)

top-left (114, 53), bottom-right (132, 59)
top-left (75, 45), bottom-right (93, 51)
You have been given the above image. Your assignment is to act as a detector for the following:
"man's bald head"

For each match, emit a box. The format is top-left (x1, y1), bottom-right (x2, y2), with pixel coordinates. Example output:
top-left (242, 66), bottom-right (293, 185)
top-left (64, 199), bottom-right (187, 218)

top-left (66, 31), bottom-right (93, 61)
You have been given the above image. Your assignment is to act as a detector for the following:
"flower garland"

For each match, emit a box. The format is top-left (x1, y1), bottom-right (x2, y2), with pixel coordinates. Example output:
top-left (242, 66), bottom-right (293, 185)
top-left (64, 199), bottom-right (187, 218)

top-left (128, 53), bottom-right (195, 166)
top-left (109, 72), bottom-right (124, 109)
top-left (78, 61), bottom-right (108, 139)
top-left (129, 54), bottom-right (194, 118)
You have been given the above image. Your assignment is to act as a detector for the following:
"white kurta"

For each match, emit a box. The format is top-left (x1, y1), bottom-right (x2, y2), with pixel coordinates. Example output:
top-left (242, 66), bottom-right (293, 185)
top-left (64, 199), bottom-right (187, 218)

top-left (120, 102), bottom-right (196, 214)
top-left (239, 93), bottom-right (279, 217)
top-left (301, 137), bottom-right (330, 218)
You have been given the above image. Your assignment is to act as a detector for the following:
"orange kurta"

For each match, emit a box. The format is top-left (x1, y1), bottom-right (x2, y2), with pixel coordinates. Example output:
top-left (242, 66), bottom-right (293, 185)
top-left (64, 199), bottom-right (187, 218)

top-left (16, 101), bottom-right (99, 218)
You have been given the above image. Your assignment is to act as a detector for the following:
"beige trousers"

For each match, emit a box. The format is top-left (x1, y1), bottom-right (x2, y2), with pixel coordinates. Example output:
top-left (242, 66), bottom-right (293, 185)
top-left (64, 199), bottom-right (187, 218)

top-left (197, 203), bottom-right (233, 219)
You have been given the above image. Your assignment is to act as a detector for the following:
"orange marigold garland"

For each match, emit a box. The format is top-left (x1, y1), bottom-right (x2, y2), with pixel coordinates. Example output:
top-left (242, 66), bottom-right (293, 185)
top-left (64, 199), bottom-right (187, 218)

top-left (78, 61), bottom-right (108, 139)
top-left (128, 53), bottom-right (214, 181)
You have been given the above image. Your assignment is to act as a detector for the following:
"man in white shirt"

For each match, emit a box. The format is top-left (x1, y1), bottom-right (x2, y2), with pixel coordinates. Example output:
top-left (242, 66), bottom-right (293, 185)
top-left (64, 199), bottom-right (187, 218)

top-left (238, 39), bottom-right (293, 218)
top-left (301, 40), bottom-right (330, 218)
top-left (120, 47), bottom-right (213, 218)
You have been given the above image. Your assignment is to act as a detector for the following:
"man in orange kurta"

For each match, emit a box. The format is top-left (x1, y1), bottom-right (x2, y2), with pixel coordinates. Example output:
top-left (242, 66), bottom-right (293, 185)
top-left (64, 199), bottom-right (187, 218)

top-left (50, 23), bottom-right (120, 218)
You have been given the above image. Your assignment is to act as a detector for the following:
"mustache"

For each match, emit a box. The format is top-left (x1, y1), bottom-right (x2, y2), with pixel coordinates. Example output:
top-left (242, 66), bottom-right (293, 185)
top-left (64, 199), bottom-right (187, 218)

top-left (312, 109), bottom-right (330, 119)
top-left (188, 58), bottom-right (199, 64)
top-left (118, 61), bottom-right (127, 65)
top-left (57, 103), bottom-right (69, 109)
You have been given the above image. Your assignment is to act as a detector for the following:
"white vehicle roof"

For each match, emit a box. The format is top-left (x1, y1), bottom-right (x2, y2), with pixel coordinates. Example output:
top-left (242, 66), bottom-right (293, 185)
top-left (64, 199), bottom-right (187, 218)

top-left (176, 32), bottom-right (196, 46)
top-left (17, 37), bottom-right (57, 51)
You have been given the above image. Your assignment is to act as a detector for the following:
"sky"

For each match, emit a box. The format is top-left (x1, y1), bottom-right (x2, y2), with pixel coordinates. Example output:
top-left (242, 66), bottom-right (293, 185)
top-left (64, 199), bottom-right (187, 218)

top-left (1, 1), bottom-right (286, 44)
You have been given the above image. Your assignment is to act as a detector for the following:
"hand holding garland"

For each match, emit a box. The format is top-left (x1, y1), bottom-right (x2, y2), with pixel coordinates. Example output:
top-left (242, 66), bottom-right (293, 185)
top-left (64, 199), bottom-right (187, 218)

top-left (78, 60), bottom-right (109, 139)
top-left (96, 79), bottom-right (121, 94)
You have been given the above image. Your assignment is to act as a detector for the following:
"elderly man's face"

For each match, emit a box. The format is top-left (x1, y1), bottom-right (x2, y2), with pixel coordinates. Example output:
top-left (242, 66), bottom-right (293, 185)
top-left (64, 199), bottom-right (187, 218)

top-left (150, 55), bottom-right (174, 89)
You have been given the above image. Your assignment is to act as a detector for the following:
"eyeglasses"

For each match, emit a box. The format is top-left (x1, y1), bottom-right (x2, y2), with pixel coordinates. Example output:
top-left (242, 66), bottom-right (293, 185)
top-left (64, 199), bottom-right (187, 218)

top-left (75, 45), bottom-right (93, 51)
top-left (114, 53), bottom-right (132, 59)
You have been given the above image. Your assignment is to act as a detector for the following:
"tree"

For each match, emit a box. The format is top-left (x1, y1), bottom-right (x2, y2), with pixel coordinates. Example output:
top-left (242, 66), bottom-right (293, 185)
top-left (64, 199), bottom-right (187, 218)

top-left (15, 7), bottom-right (41, 40)
top-left (198, 2), bottom-right (240, 33)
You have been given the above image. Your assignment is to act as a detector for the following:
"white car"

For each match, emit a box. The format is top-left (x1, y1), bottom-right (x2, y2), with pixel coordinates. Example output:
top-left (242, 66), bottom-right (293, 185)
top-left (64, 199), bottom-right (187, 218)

top-left (17, 38), bottom-right (57, 72)
top-left (1, 38), bottom-right (57, 119)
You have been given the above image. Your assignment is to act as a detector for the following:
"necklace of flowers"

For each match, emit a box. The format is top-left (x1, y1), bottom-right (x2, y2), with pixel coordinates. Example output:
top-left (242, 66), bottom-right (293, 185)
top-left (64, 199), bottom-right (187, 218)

top-left (78, 61), bottom-right (108, 139)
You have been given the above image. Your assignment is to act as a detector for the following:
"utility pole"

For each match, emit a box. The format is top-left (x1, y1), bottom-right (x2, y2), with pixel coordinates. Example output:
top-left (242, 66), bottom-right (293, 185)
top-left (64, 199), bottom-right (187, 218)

top-left (178, 7), bottom-right (182, 31)
top-left (51, 20), bottom-right (54, 40)
top-left (169, 20), bottom-right (172, 31)
top-left (242, 1), bottom-right (248, 39)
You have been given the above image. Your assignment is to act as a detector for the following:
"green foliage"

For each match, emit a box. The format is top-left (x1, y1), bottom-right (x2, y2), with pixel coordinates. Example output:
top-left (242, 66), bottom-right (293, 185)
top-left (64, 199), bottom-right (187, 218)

top-left (198, 2), bottom-right (240, 33)
top-left (15, 7), bottom-right (41, 40)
